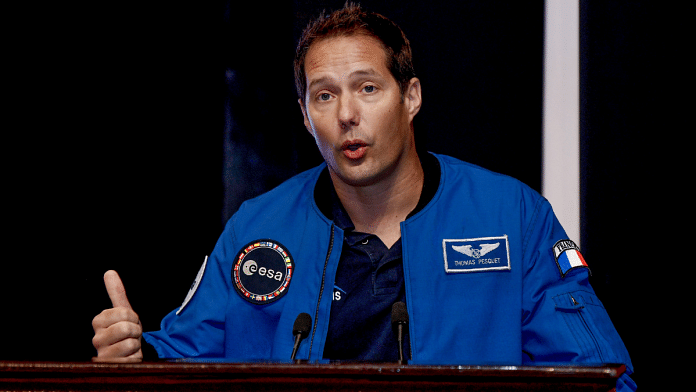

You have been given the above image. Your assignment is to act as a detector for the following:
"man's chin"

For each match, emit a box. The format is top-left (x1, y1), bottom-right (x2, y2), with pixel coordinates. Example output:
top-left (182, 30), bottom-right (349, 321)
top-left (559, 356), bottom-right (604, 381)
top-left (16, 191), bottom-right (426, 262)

top-left (329, 163), bottom-right (392, 188)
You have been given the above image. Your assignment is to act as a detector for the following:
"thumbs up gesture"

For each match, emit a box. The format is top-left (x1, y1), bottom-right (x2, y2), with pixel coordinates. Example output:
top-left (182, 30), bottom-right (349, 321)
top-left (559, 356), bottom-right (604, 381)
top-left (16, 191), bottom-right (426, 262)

top-left (92, 270), bottom-right (143, 362)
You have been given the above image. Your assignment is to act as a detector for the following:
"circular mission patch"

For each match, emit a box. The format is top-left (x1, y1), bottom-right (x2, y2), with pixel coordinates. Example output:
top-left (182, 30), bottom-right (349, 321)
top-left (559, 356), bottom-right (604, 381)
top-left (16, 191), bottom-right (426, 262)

top-left (232, 239), bottom-right (295, 305)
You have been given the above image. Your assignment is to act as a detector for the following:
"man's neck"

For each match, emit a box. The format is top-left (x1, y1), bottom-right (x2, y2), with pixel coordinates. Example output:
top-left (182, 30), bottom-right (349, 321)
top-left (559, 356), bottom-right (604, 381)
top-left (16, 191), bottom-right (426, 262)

top-left (330, 155), bottom-right (424, 249)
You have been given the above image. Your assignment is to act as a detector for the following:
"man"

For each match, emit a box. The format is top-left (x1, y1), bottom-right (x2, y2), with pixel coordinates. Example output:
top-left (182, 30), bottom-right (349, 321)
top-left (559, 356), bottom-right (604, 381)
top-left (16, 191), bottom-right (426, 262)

top-left (92, 4), bottom-right (635, 390)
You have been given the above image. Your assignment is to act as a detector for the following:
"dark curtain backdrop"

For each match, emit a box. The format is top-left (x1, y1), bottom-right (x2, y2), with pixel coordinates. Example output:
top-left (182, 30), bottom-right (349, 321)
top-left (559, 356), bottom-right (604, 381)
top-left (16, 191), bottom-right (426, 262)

top-left (6, 1), bottom-right (672, 389)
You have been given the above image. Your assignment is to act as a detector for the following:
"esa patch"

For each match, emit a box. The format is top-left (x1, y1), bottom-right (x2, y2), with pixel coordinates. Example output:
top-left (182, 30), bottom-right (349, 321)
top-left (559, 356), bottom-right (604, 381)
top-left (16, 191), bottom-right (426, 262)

top-left (232, 239), bottom-right (294, 305)
top-left (443, 235), bottom-right (511, 273)
top-left (553, 239), bottom-right (590, 278)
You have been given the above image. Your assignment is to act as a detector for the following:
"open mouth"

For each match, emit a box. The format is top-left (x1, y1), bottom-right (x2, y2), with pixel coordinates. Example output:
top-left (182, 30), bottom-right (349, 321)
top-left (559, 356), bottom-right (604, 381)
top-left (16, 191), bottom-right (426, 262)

top-left (341, 140), bottom-right (368, 159)
top-left (341, 140), bottom-right (367, 150)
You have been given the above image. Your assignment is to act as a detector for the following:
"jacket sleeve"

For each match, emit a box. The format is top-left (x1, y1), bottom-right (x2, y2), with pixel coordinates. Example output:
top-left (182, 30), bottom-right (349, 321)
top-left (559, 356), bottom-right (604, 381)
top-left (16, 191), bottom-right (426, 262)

top-left (520, 196), bottom-right (635, 391)
top-left (141, 219), bottom-right (236, 358)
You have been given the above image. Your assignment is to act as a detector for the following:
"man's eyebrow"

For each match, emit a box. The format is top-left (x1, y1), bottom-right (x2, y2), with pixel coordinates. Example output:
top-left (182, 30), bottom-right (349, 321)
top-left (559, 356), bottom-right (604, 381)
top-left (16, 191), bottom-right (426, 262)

top-left (307, 68), bottom-right (384, 91)
top-left (349, 68), bottom-right (381, 79)
top-left (307, 76), bottom-right (332, 92)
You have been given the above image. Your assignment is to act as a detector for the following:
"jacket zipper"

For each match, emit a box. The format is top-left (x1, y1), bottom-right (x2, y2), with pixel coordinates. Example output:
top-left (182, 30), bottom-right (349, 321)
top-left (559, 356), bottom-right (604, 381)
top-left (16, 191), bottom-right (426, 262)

top-left (308, 223), bottom-right (335, 360)
top-left (401, 222), bottom-right (414, 362)
top-left (398, 221), bottom-right (414, 363)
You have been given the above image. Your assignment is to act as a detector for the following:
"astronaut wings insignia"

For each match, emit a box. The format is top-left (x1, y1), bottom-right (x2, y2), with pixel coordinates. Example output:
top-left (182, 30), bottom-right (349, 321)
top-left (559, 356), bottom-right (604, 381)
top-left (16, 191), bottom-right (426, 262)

top-left (452, 243), bottom-right (500, 259)
top-left (443, 236), bottom-right (510, 273)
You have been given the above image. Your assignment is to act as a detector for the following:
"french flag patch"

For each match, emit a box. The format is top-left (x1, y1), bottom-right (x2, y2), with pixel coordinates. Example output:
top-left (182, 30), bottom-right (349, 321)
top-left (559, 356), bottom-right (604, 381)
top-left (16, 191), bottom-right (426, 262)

top-left (553, 240), bottom-right (590, 278)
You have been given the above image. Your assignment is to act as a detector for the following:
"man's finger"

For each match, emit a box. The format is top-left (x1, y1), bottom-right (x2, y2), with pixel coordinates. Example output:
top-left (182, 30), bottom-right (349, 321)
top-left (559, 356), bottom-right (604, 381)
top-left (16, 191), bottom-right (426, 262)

top-left (94, 336), bottom-right (142, 359)
top-left (104, 270), bottom-right (132, 309)
top-left (92, 307), bottom-right (140, 331)
top-left (93, 319), bottom-right (143, 347)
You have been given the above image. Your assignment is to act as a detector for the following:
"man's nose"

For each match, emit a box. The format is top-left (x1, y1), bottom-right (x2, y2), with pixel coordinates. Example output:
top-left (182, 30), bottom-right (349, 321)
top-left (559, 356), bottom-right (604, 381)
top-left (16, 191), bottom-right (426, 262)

top-left (338, 96), bottom-right (359, 129)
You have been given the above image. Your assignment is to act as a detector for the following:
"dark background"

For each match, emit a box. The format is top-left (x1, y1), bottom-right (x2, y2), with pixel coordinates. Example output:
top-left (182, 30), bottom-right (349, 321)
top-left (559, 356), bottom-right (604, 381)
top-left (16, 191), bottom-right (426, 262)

top-left (6, 1), bottom-right (673, 389)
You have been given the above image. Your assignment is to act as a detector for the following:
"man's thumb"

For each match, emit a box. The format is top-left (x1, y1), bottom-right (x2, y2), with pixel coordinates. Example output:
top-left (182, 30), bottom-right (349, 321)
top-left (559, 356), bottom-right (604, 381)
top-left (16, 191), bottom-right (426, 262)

top-left (104, 270), bottom-right (132, 309)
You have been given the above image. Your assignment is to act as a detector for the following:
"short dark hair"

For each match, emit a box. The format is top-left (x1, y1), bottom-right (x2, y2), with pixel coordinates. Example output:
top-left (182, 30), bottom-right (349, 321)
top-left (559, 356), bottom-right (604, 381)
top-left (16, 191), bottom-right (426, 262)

top-left (294, 3), bottom-right (416, 103)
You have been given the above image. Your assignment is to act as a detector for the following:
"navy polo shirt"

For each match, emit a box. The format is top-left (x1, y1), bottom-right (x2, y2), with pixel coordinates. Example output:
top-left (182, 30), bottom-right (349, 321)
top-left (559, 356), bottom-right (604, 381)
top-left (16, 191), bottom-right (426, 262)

top-left (317, 153), bottom-right (440, 362)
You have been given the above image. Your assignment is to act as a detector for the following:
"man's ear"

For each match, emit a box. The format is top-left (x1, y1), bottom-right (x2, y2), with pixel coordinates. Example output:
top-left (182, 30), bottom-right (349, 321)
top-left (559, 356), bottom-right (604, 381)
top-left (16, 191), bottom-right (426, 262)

top-left (299, 98), bottom-right (313, 135)
top-left (405, 77), bottom-right (422, 120)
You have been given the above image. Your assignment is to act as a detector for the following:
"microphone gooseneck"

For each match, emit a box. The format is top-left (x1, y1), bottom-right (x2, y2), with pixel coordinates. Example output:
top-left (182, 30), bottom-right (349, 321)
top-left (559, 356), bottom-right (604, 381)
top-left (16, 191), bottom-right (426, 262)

top-left (391, 302), bottom-right (409, 364)
top-left (291, 313), bottom-right (312, 362)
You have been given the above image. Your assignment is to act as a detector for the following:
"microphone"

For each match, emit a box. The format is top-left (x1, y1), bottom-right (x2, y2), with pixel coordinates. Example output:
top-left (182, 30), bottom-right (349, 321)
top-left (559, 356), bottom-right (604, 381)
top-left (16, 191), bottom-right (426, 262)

top-left (291, 312), bottom-right (312, 362)
top-left (391, 302), bottom-right (409, 364)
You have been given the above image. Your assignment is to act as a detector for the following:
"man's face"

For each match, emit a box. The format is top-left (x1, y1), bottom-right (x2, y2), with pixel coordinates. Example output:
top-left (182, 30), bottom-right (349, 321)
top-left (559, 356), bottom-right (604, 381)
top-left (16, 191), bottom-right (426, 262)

top-left (300, 34), bottom-right (421, 188)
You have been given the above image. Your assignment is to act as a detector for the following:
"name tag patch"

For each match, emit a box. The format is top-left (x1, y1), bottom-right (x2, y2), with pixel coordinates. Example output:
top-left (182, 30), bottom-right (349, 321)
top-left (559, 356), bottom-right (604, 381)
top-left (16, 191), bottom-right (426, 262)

top-left (443, 235), bottom-right (510, 273)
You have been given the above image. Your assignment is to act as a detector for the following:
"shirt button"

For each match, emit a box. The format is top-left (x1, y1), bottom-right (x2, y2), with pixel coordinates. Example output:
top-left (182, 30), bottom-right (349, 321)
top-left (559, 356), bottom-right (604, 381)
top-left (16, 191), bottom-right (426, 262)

top-left (362, 239), bottom-right (369, 245)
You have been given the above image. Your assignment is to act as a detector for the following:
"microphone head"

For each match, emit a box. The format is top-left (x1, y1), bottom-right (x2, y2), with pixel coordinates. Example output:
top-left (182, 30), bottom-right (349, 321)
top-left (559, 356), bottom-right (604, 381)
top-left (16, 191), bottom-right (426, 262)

top-left (391, 302), bottom-right (408, 326)
top-left (293, 312), bottom-right (312, 338)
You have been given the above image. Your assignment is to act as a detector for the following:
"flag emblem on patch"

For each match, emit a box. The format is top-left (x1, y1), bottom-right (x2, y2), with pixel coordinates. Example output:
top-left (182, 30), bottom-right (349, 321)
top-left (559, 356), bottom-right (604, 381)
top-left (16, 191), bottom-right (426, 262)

top-left (553, 239), bottom-right (590, 278)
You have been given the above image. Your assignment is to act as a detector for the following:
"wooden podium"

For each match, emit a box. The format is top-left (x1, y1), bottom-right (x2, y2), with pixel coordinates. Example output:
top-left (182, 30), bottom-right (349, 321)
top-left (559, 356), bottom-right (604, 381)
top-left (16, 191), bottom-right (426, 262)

top-left (1, 361), bottom-right (625, 391)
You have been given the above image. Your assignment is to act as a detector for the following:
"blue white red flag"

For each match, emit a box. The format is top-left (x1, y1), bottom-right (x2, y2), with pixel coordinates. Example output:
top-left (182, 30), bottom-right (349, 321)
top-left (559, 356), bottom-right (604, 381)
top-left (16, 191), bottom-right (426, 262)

top-left (553, 240), bottom-right (590, 277)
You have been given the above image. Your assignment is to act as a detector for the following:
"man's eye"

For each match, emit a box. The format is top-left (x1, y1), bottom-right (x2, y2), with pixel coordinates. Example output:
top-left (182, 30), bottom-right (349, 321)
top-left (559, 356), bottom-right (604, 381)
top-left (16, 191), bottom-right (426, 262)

top-left (319, 93), bottom-right (331, 101)
top-left (363, 85), bottom-right (375, 93)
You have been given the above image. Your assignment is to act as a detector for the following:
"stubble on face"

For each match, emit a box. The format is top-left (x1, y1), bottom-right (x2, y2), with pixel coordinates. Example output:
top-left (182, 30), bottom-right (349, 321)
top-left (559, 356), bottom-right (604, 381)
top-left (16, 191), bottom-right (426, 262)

top-left (301, 34), bottom-right (417, 190)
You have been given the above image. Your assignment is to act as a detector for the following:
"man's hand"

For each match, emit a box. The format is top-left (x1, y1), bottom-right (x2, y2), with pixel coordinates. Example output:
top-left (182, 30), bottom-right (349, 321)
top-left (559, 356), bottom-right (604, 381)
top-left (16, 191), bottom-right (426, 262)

top-left (92, 270), bottom-right (143, 362)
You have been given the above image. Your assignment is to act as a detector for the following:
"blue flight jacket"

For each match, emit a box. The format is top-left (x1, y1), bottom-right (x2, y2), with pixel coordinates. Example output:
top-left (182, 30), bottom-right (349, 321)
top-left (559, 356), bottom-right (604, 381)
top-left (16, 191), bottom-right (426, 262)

top-left (143, 153), bottom-right (635, 390)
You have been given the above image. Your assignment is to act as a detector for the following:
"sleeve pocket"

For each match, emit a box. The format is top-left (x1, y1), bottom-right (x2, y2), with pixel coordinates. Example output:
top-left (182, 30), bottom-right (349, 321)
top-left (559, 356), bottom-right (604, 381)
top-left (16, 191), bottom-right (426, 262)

top-left (552, 291), bottom-right (632, 369)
